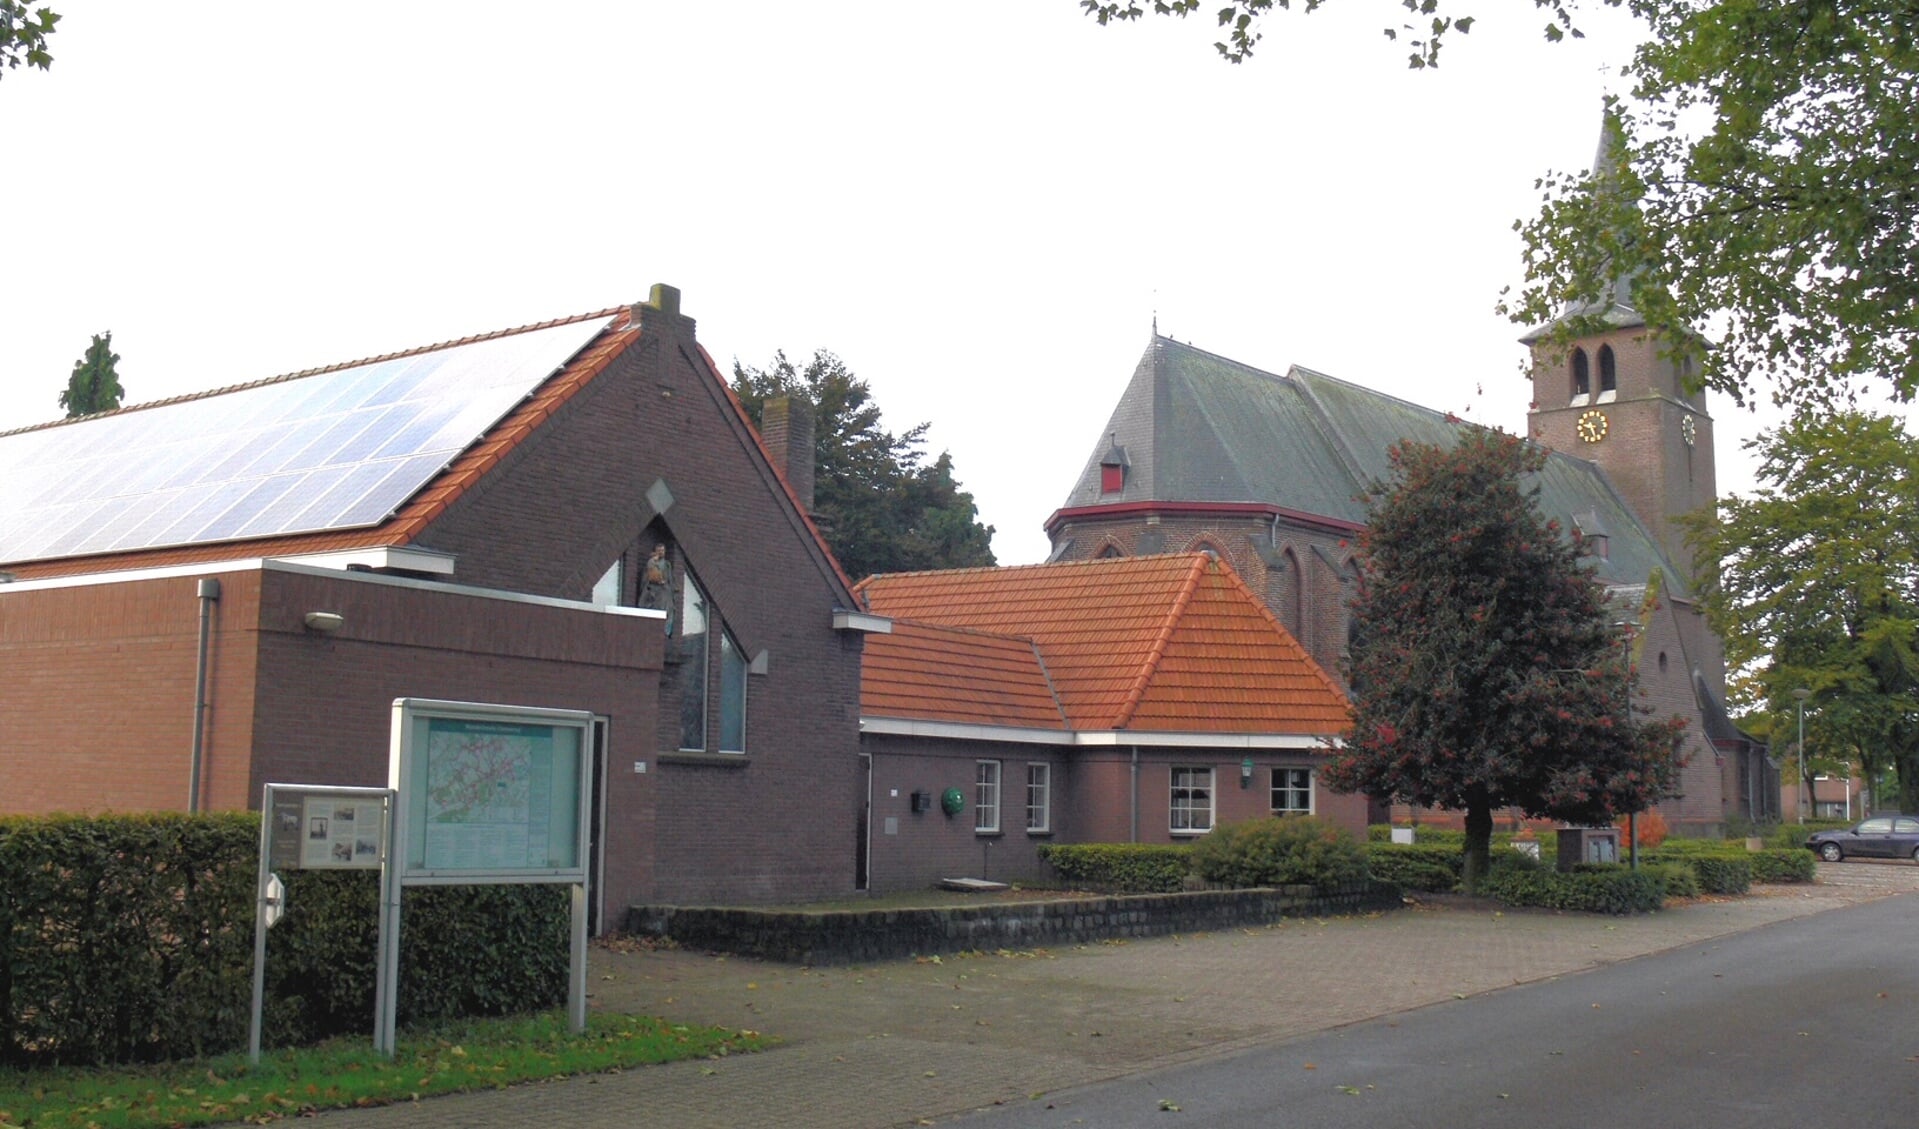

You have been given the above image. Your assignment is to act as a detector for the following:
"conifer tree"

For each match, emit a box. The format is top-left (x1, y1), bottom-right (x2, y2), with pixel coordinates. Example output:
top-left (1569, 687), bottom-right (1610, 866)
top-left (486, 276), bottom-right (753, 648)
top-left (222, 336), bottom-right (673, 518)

top-left (1323, 428), bottom-right (1688, 889)
top-left (60, 331), bottom-right (125, 418)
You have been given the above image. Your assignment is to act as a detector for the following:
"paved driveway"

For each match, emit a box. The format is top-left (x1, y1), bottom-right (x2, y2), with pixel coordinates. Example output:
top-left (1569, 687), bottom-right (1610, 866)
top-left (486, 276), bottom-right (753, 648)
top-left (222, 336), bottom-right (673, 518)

top-left (316, 862), bottom-right (1919, 1129)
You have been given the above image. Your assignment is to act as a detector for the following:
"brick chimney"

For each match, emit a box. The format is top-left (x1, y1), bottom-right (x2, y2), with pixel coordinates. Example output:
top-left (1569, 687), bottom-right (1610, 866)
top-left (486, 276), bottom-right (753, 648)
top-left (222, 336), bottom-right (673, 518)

top-left (761, 395), bottom-right (815, 512)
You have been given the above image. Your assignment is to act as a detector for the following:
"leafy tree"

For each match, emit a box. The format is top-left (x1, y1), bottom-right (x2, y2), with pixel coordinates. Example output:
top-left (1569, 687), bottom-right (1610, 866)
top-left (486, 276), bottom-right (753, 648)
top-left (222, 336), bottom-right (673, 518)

top-left (732, 349), bottom-right (996, 581)
top-left (1323, 428), bottom-right (1688, 889)
top-left (1686, 410), bottom-right (1919, 813)
top-left (60, 331), bottom-right (125, 418)
top-left (1088, 2), bottom-right (1919, 406)
top-left (0, 2), bottom-right (59, 80)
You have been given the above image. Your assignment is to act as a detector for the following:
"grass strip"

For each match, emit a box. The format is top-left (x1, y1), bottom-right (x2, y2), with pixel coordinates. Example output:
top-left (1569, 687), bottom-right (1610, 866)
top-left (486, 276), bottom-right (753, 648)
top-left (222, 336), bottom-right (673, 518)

top-left (0, 1011), bottom-right (763, 1129)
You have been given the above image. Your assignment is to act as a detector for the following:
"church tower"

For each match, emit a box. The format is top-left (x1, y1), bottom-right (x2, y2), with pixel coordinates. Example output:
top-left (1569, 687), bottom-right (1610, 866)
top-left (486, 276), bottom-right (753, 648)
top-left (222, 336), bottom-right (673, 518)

top-left (1522, 122), bottom-right (1716, 582)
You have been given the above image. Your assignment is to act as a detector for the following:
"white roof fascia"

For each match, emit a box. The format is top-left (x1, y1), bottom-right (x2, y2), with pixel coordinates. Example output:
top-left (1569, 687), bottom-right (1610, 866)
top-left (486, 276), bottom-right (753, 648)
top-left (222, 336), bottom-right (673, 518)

top-left (859, 716), bottom-right (1341, 750)
top-left (268, 546), bottom-right (458, 576)
top-left (860, 717), bottom-right (1073, 745)
top-left (834, 610), bottom-right (893, 633)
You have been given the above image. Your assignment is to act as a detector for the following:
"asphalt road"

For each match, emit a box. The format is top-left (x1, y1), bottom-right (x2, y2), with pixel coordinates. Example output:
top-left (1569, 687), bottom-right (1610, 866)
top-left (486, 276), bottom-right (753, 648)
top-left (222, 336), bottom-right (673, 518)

top-left (955, 889), bottom-right (1919, 1129)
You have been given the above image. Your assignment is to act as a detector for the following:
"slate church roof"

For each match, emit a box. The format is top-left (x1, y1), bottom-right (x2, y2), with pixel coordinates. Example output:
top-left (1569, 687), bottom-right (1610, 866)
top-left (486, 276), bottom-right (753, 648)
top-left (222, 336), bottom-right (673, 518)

top-left (1052, 335), bottom-right (1688, 596)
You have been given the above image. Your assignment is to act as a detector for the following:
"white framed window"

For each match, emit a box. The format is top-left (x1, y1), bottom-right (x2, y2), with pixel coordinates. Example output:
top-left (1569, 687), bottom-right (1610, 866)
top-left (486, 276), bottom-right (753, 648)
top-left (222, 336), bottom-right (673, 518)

top-left (975, 760), bottom-right (1002, 833)
top-left (1170, 766), bottom-right (1214, 833)
top-left (1271, 767), bottom-right (1312, 815)
top-left (1025, 762), bottom-right (1051, 833)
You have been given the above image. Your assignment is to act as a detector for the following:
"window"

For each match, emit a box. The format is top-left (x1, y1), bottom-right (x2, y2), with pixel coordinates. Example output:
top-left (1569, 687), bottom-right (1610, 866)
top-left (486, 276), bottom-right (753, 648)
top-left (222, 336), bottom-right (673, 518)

top-left (719, 629), bottom-right (746, 753)
top-left (975, 760), bottom-right (1002, 833)
top-left (591, 558), bottom-right (622, 605)
top-left (1271, 767), bottom-right (1312, 815)
top-left (1170, 767), bottom-right (1214, 833)
top-left (677, 576), bottom-right (709, 751)
top-left (1101, 463), bottom-right (1124, 493)
top-left (1570, 348), bottom-right (1591, 404)
top-left (1598, 345), bottom-right (1618, 399)
top-left (1025, 762), bottom-right (1051, 833)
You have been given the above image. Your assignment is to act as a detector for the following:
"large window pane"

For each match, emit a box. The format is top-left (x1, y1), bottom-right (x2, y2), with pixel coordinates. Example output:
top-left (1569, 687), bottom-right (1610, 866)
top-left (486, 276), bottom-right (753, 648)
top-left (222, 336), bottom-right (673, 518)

top-left (719, 630), bottom-right (746, 753)
top-left (678, 576), bottom-right (709, 751)
top-left (975, 760), bottom-right (1002, 833)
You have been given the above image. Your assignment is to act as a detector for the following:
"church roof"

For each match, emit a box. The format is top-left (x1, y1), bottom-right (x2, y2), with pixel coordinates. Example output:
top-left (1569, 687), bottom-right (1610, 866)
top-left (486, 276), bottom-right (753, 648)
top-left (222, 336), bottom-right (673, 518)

top-left (1053, 335), bottom-right (1689, 597)
top-left (856, 552), bottom-right (1349, 735)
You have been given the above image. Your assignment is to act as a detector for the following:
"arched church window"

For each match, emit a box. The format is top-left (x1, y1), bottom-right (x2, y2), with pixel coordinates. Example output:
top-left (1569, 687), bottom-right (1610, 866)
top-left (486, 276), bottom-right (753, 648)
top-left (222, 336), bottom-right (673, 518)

top-left (1570, 349), bottom-right (1591, 404)
top-left (1598, 345), bottom-right (1617, 400)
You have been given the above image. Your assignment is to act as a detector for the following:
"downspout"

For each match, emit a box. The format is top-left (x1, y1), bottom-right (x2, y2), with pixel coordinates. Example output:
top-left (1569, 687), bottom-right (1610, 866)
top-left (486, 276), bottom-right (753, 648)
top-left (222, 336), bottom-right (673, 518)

top-left (189, 577), bottom-right (221, 812)
top-left (1129, 745), bottom-right (1140, 843)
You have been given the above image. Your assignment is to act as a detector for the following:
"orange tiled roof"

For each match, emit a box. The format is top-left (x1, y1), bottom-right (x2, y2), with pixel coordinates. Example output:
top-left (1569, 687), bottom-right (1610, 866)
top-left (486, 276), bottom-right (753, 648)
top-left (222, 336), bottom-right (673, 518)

top-left (861, 621), bottom-right (1068, 730)
top-left (855, 554), bottom-right (1349, 735)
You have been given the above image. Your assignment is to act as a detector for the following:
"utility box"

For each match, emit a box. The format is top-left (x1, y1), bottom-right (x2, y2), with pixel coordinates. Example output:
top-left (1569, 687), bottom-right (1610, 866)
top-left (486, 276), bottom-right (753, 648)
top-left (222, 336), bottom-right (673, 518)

top-left (1557, 826), bottom-right (1620, 870)
top-left (910, 790), bottom-right (933, 813)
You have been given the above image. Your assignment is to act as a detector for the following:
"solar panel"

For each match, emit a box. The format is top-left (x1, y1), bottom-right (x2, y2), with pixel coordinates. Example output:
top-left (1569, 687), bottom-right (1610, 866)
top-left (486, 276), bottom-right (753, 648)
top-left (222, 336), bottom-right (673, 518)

top-left (0, 315), bottom-right (614, 565)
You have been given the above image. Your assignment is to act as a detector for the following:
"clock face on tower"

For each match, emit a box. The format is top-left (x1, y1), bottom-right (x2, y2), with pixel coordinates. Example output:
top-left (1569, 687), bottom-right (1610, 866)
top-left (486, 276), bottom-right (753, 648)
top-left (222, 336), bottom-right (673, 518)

top-left (1577, 410), bottom-right (1609, 444)
top-left (1681, 415), bottom-right (1697, 446)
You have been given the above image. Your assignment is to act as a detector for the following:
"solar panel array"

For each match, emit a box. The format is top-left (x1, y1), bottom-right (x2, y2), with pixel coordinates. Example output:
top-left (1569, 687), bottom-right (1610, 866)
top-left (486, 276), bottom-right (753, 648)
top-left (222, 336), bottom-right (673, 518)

top-left (0, 316), bottom-right (614, 566)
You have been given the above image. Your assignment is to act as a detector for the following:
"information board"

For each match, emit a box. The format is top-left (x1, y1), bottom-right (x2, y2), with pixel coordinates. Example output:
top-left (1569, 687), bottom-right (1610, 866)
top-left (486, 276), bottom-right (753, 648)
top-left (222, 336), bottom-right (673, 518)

top-left (388, 699), bottom-right (592, 882)
top-left (267, 789), bottom-right (389, 870)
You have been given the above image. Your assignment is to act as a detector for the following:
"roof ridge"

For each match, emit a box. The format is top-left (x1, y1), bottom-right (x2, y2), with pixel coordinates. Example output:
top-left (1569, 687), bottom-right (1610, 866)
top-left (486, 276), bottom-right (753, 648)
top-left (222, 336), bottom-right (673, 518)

top-left (0, 305), bottom-right (628, 441)
top-left (1109, 553), bottom-right (1209, 729)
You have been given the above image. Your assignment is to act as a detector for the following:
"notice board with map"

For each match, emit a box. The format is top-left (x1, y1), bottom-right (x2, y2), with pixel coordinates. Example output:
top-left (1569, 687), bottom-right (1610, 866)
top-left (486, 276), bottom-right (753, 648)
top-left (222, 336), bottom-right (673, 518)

top-left (388, 699), bottom-right (593, 883)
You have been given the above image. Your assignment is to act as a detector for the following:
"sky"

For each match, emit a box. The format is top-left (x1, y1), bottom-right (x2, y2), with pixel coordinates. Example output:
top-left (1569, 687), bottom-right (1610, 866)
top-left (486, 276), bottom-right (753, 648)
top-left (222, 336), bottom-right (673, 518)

top-left (0, 2), bottom-right (1880, 566)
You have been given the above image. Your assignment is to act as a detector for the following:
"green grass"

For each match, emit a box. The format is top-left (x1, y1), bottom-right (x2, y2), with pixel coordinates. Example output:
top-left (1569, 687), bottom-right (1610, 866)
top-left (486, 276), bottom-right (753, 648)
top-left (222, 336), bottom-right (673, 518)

top-left (0, 1011), bottom-right (763, 1129)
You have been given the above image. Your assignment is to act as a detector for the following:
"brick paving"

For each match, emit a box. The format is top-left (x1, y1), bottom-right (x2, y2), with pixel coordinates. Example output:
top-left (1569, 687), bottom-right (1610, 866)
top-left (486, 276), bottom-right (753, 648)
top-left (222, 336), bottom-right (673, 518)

top-left (313, 862), bottom-right (1919, 1129)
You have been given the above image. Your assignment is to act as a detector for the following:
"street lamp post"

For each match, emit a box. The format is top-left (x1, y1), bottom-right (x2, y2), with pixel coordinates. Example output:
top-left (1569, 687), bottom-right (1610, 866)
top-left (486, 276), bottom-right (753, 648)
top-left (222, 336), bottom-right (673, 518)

top-left (1792, 687), bottom-right (1812, 824)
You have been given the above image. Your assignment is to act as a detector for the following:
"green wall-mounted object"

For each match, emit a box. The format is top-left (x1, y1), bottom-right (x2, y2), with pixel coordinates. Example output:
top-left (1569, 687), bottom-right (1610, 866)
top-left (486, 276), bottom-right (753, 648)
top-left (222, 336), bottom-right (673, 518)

top-left (940, 787), bottom-right (965, 816)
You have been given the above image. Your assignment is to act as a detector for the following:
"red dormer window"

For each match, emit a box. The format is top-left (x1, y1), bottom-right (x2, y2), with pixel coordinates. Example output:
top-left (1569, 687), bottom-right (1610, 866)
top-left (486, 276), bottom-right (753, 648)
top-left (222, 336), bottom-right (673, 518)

top-left (1099, 433), bottom-right (1129, 495)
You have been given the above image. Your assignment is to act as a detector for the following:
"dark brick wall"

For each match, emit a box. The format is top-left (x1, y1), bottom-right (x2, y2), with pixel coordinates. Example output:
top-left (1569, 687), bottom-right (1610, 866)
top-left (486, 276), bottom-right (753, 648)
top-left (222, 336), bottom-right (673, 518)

top-left (413, 302), bottom-right (865, 906)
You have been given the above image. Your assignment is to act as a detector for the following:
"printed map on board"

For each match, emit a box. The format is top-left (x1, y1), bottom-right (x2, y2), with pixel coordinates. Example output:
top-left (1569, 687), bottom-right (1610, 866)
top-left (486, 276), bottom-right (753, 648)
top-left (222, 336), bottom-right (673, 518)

top-left (426, 730), bottom-right (532, 827)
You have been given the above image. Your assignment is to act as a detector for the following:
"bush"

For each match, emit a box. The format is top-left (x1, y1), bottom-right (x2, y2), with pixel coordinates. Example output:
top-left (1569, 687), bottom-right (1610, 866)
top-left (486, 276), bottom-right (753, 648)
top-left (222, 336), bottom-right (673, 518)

top-left (1036, 843), bottom-right (1191, 893)
top-left (1189, 817), bottom-right (1369, 891)
top-left (2, 812), bottom-right (576, 1066)
top-left (1616, 809), bottom-right (1669, 851)
top-left (1749, 848), bottom-right (1816, 883)
top-left (1686, 855), bottom-right (1753, 895)
top-left (1478, 857), bottom-right (1665, 914)
top-left (1365, 843), bottom-right (1462, 892)
top-left (1644, 863), bottom-right (1699, 899)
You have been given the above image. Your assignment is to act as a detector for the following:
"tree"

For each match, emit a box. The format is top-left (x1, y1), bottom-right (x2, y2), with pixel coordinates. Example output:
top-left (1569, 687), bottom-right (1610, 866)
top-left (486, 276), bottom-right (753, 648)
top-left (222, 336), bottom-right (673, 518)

top-left (1087, 2), bottom-right (1919, 406)
top-left (1686, 410), bottom-right (1919, 813)
top-left (732, 349), bottom-right (996, 581)
top-left (1323, 428), bottom-right (1688, 888)
top-left (0, 2), bottom-right (59, 80)
top-left (60, 331), bottom-right (125, 418)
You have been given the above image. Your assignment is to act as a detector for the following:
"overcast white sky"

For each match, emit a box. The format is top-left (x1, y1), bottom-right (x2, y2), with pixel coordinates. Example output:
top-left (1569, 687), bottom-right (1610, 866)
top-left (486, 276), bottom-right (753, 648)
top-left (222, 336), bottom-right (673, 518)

top-left (0, 2), bottom-right (1870, 565)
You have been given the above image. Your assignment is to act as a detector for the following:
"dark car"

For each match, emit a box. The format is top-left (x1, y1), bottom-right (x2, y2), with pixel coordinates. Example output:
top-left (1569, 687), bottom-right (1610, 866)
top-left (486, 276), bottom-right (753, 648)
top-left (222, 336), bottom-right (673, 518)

top-left (1805, 815), bottom-right (1919, 862)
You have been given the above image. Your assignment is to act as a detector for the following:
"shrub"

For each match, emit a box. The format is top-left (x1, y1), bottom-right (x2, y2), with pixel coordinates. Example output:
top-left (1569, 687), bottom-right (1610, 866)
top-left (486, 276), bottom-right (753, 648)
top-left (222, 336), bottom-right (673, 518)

top-left (1686, 855), bottom-right (1753, 895)
top-left (1616, 809), bottom-right (1669, 851)
top-left (1478, 857), bottom-right (1665, 914)
top-left (1749, 848), bottom-right (1815, 883)
top-left (1189, 817), bottom-right (1369, 891)
top-left (1644, 863), bottom-right (1699, 899)
top-left (1036, 842), bottom-right (1191, 893)
top-left (1365, 843), bottom-right (1462, 892)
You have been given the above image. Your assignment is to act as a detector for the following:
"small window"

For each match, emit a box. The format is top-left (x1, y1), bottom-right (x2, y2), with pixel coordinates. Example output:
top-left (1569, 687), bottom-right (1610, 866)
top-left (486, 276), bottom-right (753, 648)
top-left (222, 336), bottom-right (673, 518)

top-left (1170, 767), bottom-right (1214, 833)
top-left (1100, 464), bottom-right (1125, 493)
top-left (677, 576), bottom-right (710, 751)
top-left (1271, 767), bottom-right (1312, 815)
top-left (719, 629), bottom-right (747, 753)
top-left (1570, 348), bottom-right (1591, 404)
top-left (976, 761), bottom-right (1002, 833)
top-left (1025, 762), bottom-right (1052, 833)
top-left (1598, 345), bottom-right (1618, 398)
top-left (1097, 544), bottom-right (1124, 559)
top-left (592, 558), bottom-right (623, 605)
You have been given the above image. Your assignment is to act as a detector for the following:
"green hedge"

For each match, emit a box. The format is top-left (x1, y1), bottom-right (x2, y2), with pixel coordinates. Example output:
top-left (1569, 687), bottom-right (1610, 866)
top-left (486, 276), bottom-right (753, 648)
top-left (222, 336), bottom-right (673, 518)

top-left (1365, 843), bottom-right (1462, 892)
top-left (1190, 817), bottom-right (1369, 891)
top-left (1037, 843), bottom-right (1191, 893)
top-left (1, 812), bottom-right (570, 1067)
top-left (1477, 857), bottom-right (1665, 914)
top-left (1686, 855), bottom-right (1753, 895)
top-left (1643, 863), bottom-right (1699, 899)
top-left (1749, 849), bottom-right (1816, 883)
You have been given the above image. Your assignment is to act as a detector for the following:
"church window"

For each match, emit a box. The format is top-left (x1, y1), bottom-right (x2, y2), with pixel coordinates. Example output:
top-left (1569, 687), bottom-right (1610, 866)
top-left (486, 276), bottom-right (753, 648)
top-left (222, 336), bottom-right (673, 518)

top-left (677, 570), bottom-right (749, 755)
top-left (1570, 349), bottom-right (1591, 405)
top-left (1598, 346), bottom-right (1617, 401)
top-left (1097, 543), bottom-right (1124, 559)
top-left (591, 557), bottom-right (623, 605)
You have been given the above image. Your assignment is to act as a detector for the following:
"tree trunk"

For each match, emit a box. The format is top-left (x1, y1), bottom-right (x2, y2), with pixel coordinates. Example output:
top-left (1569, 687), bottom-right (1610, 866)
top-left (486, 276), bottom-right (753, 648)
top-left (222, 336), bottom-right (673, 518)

top-left (1462, 802), bottom-right (1494, 894)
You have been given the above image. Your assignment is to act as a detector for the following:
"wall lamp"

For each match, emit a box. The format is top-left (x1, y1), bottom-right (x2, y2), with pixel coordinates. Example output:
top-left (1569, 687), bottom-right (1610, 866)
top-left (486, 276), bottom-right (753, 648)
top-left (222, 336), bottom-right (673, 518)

top-left (1240, 756), bottom-right (1255, 788)
top-left (303, 611), bottom-right (345, 634)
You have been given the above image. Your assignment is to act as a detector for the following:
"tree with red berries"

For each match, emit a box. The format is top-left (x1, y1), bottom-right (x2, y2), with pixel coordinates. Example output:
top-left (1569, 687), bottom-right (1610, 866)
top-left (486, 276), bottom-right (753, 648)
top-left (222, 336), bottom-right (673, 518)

top-left (1323, 428), bottom-right (1688, 890)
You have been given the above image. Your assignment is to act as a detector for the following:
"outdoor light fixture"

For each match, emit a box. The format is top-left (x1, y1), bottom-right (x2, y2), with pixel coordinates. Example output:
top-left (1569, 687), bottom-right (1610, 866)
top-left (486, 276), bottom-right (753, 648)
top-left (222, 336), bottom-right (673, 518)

top-left (303, 611), bottom-right (345, 634)
top-left (1240, 757), bottom-right (1254, 788)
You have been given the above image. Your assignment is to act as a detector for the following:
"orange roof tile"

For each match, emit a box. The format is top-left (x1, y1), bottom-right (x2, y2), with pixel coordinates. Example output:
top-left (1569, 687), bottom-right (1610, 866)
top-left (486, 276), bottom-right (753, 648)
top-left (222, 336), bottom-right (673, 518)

top-left (861, 621), bottom-right (1067, 730)
top-left (855, 554), bottom-right (1349, 736)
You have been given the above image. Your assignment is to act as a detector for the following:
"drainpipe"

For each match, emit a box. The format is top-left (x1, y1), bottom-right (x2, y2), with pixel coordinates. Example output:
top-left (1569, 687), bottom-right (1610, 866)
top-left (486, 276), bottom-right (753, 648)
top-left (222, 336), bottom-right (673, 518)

top-left (1129, 746), bottom-right (1140, 843)
top-left (189, 577), bottom-right (221, 812)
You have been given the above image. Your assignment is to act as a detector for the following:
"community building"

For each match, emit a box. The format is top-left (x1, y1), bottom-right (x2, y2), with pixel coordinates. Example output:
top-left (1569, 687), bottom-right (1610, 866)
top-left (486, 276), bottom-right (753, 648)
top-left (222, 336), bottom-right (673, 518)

top-left (0, 286), bottom-right (882, 927)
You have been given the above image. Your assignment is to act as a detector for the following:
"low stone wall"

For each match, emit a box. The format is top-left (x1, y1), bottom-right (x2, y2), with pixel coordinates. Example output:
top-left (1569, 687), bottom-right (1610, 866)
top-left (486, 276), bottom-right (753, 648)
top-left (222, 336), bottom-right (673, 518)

top-left (627, 882), bottom-right (1403, 965)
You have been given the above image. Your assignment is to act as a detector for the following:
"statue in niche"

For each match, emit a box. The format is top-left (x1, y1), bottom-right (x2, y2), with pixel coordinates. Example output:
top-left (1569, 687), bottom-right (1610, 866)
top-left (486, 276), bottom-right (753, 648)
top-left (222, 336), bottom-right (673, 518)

top-left (638, 543), bottom-right (675, 630)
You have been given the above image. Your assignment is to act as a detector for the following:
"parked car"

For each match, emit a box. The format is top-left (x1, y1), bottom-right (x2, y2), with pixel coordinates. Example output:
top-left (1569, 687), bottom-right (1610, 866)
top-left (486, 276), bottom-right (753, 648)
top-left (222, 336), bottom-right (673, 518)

top-left (1805, 815), bottom-right (1919, 862)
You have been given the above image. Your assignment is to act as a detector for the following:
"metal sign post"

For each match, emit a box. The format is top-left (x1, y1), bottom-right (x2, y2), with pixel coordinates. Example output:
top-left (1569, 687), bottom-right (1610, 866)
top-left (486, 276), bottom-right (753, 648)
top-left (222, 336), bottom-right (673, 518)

top-left (249, 783), bottom-right (395, 1064)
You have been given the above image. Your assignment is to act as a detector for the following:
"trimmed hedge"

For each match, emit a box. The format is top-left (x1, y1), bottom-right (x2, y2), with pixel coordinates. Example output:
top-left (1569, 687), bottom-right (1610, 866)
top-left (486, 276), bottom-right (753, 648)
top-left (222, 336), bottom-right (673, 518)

top-left (1190, 817), bottom-right (1369, 891)
top-left (1, 812), bottom-right (570, 1067)
top-left (1749, 849), bottom-right (1816, 883)
top-left (1477, 856), bottom-right (1665, 914)
top-left (1365, 843), bottom-right (1463, 892)
top-left (1037, 842), bottom-right (1191, 893)
top-left (1644, 863), bottom-right (1699, 899)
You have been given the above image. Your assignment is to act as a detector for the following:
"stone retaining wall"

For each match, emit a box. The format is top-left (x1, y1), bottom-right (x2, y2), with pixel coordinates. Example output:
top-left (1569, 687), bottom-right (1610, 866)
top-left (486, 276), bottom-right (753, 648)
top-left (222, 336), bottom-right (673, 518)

top-left (628, 882), bottom-right (1403, 964)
